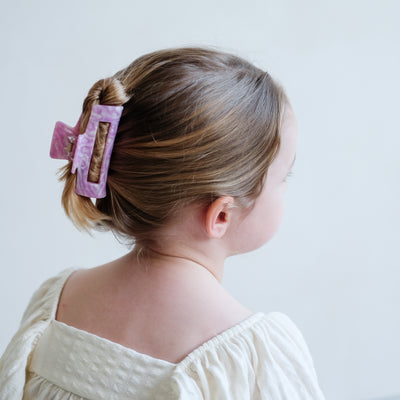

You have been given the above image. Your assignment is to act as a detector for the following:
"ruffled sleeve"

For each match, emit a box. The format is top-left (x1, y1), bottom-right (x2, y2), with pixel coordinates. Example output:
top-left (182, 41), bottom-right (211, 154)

top-left (170, 312), bottom-right (325, 400)
top-left (0, 268), bottom-right (75, 400)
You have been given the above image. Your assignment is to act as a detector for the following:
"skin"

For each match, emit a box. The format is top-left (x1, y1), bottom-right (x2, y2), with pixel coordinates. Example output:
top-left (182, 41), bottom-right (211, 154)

top-left (56, 104), bottom-right (298, 364)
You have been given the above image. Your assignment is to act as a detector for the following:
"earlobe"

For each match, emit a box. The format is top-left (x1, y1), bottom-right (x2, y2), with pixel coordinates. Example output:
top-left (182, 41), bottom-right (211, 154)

top-left (205, 196), bottom-right (234, 239)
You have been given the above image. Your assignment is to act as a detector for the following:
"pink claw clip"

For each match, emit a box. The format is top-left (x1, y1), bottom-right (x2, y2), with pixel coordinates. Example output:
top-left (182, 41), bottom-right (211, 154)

top-left (50, 105), bottom-right (124, 198)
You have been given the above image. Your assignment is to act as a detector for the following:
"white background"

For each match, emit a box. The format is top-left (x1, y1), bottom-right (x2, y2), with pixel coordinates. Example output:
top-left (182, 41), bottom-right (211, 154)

top-left (1, 1), bottom-right (399, 399)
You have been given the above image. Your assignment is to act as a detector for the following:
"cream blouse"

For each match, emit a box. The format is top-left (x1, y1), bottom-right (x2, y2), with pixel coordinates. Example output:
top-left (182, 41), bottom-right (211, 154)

top-left (0, 268), bottom-right (325, 400)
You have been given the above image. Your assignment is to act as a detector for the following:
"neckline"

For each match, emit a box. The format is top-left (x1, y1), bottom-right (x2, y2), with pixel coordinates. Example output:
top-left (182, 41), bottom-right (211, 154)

top-left (52, 311), bottom-right (266, 368)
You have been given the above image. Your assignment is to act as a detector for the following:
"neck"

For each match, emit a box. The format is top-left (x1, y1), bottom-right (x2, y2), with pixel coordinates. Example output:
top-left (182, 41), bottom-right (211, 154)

top-left (130, 240), bottom-right (227, 283)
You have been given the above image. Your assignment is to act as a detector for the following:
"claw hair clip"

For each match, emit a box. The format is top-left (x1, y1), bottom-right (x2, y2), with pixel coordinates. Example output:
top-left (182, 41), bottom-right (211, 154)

top-left (50, 105), bottom-right (123, 198)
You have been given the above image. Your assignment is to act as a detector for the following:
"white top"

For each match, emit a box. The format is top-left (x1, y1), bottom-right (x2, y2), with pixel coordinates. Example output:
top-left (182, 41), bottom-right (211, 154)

top-left (0, 268), bottom-right (325, 400)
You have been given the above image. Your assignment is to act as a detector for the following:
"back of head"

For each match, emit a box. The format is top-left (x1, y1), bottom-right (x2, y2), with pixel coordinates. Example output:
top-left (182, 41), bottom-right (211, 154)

top-left (59, 47), bottom-right (287, 248)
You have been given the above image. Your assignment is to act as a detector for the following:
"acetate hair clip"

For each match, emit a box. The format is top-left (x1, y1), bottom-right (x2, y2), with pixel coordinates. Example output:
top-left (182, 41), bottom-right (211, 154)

top-left (50, 105), bottom-right (124, 198)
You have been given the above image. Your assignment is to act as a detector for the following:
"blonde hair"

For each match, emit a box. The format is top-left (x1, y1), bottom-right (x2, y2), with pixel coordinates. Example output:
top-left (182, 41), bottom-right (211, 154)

top-left (59, 47), bottom-right (287, 247)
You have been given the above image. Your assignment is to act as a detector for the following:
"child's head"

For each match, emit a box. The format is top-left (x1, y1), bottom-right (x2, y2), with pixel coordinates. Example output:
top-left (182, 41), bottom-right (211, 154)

top-left (59, 47), bottom-right (289, 249)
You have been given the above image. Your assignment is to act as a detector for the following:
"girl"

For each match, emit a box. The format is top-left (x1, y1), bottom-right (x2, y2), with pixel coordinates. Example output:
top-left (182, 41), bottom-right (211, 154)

top-left (0, 47), bottom-right (325, 399)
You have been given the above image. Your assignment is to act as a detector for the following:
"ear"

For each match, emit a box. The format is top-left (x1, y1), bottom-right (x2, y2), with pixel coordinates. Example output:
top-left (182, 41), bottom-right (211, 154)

top-left (205, 196), bottom-right (235, 239)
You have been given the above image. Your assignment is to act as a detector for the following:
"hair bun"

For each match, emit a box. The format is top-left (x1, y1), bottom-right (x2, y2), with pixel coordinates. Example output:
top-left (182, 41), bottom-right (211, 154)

top-left (81, 78), bottom-right (129, 129)
top-left (92, 77), bottom-right (128, 105)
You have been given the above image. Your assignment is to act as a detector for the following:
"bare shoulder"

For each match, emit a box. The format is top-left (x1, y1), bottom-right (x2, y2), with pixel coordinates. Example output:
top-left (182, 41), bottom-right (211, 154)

top-left (56, 265), bottom-right (112, 327)
top-left (55, 258), bottom-right (253, 363)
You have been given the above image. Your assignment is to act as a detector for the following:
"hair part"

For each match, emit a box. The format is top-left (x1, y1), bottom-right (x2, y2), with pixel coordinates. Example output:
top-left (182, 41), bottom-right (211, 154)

top-left (59, 47), bottom-right (287, 248)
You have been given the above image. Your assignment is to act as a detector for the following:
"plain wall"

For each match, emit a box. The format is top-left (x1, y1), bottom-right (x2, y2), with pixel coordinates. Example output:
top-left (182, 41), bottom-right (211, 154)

top-left (0, 1), bottom-right (399, 399)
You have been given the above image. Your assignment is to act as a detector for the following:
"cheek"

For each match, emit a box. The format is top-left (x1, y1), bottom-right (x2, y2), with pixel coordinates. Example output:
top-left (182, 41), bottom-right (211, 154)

top-left (237, 186), bottom-right (286, 252)
top-left (257, 195), bottom-right (285, 244)
top-left (258, 183), bottom-right (288, 241)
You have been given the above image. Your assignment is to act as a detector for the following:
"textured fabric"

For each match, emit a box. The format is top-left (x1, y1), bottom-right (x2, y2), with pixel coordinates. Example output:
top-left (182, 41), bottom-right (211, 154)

top-left (0, 269), bottom-right (325, 400)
